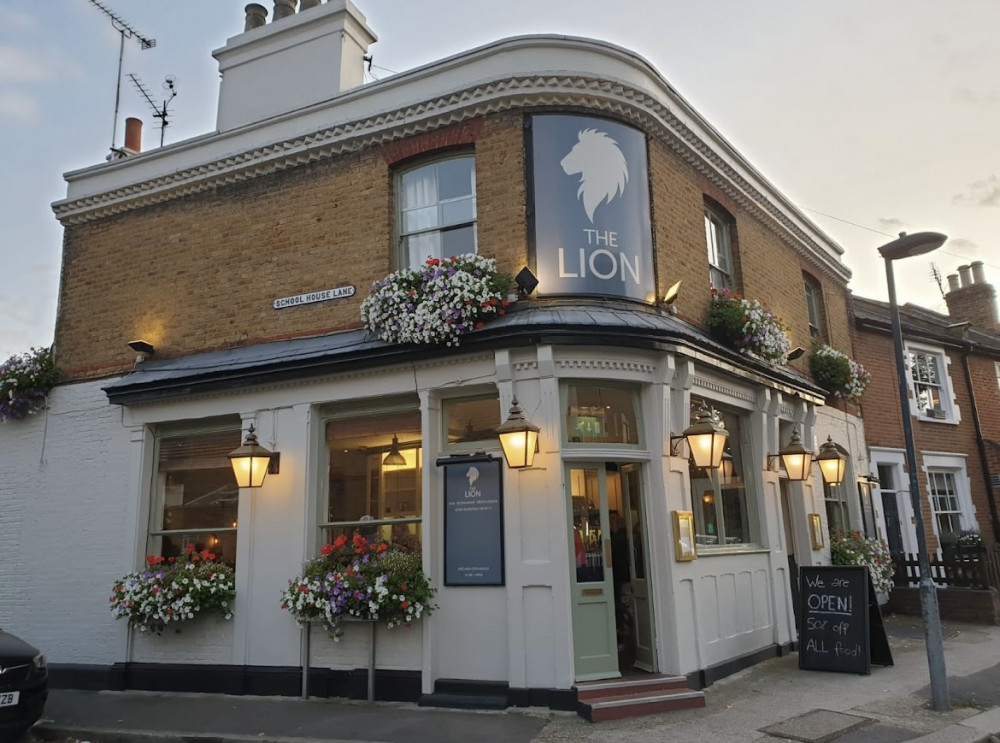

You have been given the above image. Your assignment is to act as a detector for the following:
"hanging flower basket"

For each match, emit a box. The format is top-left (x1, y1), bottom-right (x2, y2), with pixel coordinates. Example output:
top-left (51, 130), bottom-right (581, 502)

top-left (809, 342), bottom-right (871, 400)
top-left (0, 346), bottom-right (58, 421)
top-left (361, 254), bottom-right (513, 347)
top-left (281, 534), bottom-right (436, 640)
top-left (830, 529), bottom-right (894, 596)
top-left (707, 288), bottom-right (791, 366)
top-left (110, 544), bottom-right (236, 634)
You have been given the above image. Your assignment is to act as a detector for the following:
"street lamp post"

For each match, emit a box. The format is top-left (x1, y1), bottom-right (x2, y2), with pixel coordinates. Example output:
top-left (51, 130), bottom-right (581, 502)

top-left (879, 231), bottom-right (950, 711)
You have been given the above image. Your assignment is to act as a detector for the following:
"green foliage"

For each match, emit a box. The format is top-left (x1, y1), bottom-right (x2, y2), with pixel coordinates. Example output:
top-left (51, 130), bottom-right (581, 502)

top-left (809, 342), bottom-right (871, 400)
top-left (707, 288), bottom-right (791, 366)
top-left (0, 346), bottom-right (58, 421)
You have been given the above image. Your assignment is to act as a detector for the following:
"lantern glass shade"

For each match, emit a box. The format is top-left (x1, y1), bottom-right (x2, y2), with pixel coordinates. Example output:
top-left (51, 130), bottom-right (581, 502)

top-left (719, 450), bottom-right (735, 483)
top-left (228, 425), bottom-right (274, 488)
top-left (681, 402), bottom-right (728, 470)
top-left (816, 435), bottom-right (848, 485)
top-left (496, 397), bottom-right (541, 469)
top-left (779, 429), bottom-right (812, 481)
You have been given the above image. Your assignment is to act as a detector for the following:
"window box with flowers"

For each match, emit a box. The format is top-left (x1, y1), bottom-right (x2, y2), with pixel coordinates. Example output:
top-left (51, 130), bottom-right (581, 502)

top-left (361, 254), bottom-right (513, 347)
top-left (707, 288), bottom-right (791, 366)
top-left (109, 544), bottom-right (236, 635)
top-left (830, 529), bottom-right (894, 599)
top-left (281, 534), bottom-right (436, 640)
top-left (0, 346), bottom-right (58, 421)
top-left (809, 342), bottom-right (871, 400)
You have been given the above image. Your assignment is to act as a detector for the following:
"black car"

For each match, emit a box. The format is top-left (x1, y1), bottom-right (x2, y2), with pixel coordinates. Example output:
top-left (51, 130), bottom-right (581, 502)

top-left (0, 628), bottom-right (47, 742)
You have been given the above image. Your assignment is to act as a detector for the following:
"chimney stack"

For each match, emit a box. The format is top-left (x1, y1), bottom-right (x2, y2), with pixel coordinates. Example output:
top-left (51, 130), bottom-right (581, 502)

top-left (244, 3), bottom-right (268, 31)
top-left (123, 117), bottom-right (142, 154)
top-left (944, 261), bottom-right (999, 331)
top-left (273, 0), bottom-right (297, 20)
top-left (214, 0), bottom-right (377, 132)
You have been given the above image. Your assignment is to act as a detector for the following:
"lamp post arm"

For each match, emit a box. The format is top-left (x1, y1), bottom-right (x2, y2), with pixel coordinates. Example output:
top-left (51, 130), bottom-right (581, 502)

top-left (884, 256), bottom-right (950, 711)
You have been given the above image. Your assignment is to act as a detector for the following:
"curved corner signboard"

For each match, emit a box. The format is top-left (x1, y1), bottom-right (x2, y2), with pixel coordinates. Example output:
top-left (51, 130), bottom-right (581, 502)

top-left (529, 115), bottom-right (655, 302)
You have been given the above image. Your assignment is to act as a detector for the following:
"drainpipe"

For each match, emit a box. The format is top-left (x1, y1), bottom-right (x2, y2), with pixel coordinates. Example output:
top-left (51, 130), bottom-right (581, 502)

top-left (961, 342), bottom-right (1000, 542)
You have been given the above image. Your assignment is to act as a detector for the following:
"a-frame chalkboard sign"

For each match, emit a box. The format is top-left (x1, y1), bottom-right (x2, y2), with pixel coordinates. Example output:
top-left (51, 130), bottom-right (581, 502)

top-left (798, 565), bottom-right (893, 674)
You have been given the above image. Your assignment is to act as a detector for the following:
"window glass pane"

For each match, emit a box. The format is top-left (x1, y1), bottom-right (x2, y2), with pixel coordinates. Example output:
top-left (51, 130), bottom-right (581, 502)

top-left (689, 402), bottom-right (754, 547)
top-left (150, 427), bottom-right (241, 568)
top-left (324, 409), bottom-right (422, 539)
top-left (877, 464), bottom-right (894, 491)
top-left (404, 232), bottom-right (440, 268)
top-left (436, 158), bottom-right (475, 201)
top-left (444, 395), bottom-right (501, 444)
top-left (402, 205), bottom-right (439, 233)
top-left (441, 224), bottom-right (477, 256)
top-left (571, 468), bottom-right (604, 583)
top-left (705, 208), bottom-right (733, 290)
top-left (400, 168), bottom-right (438, 208)
top-left (824, 482), bottom-right (849, 534)
top-left (565, 384), bottom-right (639, 445)
top-left (440, 196), bottom-right (476, 227)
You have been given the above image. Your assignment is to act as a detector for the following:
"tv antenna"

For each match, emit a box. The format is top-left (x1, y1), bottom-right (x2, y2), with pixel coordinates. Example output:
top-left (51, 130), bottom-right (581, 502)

top-left (128, 74), bottom-right (177, 147)
top-left (87, 0), bottom-right (156, 154)
top-left (930, 262), bottom-right (945, 298)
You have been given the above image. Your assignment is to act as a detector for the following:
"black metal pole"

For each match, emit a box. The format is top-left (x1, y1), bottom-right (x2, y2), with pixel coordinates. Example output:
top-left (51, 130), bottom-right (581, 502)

top-left (884, 255), bottom-right (950, 711)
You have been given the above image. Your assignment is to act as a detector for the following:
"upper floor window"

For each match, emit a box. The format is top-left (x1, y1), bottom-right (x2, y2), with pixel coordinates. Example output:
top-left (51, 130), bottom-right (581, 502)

top-left (444, 394), bottom-right (501, 448)
top-left (704, 204), bottom-right (734, 291)
top-left (397, 155), bottom-right (477, 269)
top-left (906, 344), bottom-right (958, 422)
top-left (803, 273), bottom-right (825, 338)
top-left (148, 421), bottom-right (241, 568)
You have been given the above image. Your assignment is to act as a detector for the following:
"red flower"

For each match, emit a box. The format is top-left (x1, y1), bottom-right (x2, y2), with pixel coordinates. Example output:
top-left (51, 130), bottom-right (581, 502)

top-left (320, 543), bottom-right (335, 556)
top-left (297, 584), bottom-right (309, 593)
top-left (191, 554), bottom-right (200, 562)
top-left (146, 555), bottom-right (157, 565)
top-left (401, 600), bottom-right (410, 609)
top-left (400, 583), bottom-right (408, 592)
top-left (334, 534), bottom-right (348, 548)
top-left (377, 543), bottom-right (388, 553)
top-left (186, 543), bottom-right (196, 554)
top-left (475, 322), bottom-right (484, 329)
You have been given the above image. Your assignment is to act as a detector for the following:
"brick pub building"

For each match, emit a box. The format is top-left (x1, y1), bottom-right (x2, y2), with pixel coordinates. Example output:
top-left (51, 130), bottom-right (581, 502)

top-left (1, 0), bottom-right (875, 716)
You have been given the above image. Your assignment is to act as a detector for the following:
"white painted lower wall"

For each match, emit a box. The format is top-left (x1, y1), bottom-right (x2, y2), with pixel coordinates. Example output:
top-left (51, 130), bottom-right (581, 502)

top-left (0, 346), bottom-right (836, 693)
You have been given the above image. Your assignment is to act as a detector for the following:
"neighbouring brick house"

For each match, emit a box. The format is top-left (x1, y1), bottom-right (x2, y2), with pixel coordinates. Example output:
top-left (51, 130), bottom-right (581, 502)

top-left (851, 261), bottom-right (1000, 559)
top-left (1, 0), bottom-right (877, 716)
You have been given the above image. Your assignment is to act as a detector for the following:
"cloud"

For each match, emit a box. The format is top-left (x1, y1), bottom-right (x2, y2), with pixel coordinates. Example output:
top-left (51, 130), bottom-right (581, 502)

top-left (0, 8), bottom-right (37, 33)
top-left (876, 217), bottom-right (908, 233)
top-left (954, 86), bottom-right (1000, 110)
top-left (953, 175), bottom-right (1000, 207)
top-left (0, 89), bottom-right (39, 123)
top-left (0, 45), bottom-right (56, 83)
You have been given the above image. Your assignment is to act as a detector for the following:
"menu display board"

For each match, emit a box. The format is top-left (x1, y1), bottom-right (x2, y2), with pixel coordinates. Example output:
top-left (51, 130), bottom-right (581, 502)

top-left (798, 566), bottom-right (871, 674)
top-left (439, 455), bottom-right (504, 586)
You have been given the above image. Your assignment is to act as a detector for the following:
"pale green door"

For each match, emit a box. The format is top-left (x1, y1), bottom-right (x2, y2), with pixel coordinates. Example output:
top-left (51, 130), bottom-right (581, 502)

top-left (568, 465), bottom-right (620, 681)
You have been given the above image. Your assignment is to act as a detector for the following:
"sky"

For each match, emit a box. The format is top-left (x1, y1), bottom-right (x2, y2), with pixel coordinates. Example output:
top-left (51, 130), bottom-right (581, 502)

top-left (1, 0), bottom-right (998, 359)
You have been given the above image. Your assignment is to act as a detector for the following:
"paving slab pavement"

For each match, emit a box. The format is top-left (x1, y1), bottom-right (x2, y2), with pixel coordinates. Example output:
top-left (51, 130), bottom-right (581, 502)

top-left (24, 614), bottom-right (1000, 743)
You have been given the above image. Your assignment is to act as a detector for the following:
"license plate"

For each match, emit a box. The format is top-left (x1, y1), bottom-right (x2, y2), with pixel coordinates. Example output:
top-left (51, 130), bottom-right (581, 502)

top-left (0, 691), bottom-right (19, 707)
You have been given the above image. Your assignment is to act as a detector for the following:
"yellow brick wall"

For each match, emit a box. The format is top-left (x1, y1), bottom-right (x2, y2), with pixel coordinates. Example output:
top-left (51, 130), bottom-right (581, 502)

top-left (55, 110), bottom-right (852, 383)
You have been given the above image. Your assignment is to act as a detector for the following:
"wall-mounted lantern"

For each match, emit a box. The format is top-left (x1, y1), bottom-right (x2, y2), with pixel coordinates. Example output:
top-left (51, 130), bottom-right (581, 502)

top-left (228, 424), bottom-right (278, 488)
top-left (671, 401), bottom-right (728, 470)
top-left (496, 397), bottom-right (540, 469)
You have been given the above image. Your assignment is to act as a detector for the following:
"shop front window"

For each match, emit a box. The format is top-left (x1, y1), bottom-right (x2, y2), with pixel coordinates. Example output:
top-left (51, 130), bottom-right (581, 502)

top-left (148, 422), bottom-right (241, 568)
top-left (323, 407), bottom-right (423, 553)
top-left (688, 402), bottom-right (758, 548)
top-left (564, 383), bottom-right (640, 445)
top-left (443, 394), bottom-right (501, 447)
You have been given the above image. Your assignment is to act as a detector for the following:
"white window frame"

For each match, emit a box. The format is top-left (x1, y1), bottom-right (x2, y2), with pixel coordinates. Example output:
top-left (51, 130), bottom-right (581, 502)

top-left (904, 341), bottom-right (960, 424)
top-left (803, 275), bottom-right (824, 339)
top-left (396, 154), bottom-right (477, 269)
top-left (704, 206), bottom-right (733, 291)
top-left (921, 452), bottom-right (976, 549)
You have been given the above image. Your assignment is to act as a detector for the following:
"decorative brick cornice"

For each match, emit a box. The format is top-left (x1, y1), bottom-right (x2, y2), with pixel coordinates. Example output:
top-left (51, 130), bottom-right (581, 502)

top-left (53, 74), bottom-right (848, 281)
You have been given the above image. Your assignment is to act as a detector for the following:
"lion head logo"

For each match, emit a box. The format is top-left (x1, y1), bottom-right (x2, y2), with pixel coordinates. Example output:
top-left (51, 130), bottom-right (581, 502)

top-left (559, 128), bottom-right (628, 222)
top-left (466, 466), bottom-right (480, 487)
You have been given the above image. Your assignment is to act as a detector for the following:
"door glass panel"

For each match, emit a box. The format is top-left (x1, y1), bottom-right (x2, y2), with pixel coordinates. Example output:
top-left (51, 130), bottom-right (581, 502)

top-left (571, 468), bottom-right (604, 583)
